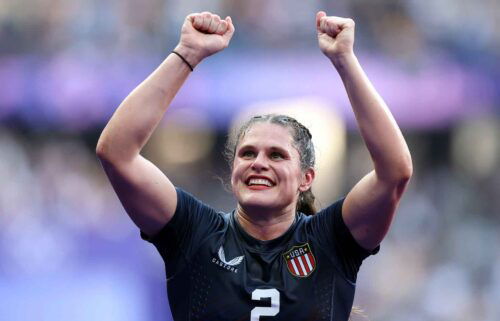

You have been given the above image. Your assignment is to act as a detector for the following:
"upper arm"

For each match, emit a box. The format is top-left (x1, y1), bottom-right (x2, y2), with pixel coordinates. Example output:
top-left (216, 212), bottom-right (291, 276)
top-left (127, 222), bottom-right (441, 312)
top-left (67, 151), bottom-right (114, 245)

top-left (342, 170), bottom-right (410, 251)
top-left (98, 154), bottom-right (177, 237)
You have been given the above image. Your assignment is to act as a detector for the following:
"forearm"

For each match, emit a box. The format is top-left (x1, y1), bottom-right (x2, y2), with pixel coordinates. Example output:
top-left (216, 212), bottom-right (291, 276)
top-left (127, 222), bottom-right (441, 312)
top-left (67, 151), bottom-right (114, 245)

top-left (96, 52), bottom-right (192, 162)
top-left (333, 54), bottom-right (412, 182)
top-left (97, 12), bottom-right (234, 163)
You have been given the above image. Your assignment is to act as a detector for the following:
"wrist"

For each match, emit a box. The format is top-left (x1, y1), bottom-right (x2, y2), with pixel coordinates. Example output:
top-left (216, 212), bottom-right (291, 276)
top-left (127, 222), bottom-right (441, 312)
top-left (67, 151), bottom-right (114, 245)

top-left (330, 51), bottom-right (357, 71)
top-left (173, 44), bottom-right (205, 68)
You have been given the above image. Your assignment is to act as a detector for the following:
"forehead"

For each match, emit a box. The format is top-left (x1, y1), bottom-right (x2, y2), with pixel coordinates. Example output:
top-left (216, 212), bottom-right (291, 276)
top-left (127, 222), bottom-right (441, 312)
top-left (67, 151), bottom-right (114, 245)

top-left (237, 122), bottom-right (295, 150)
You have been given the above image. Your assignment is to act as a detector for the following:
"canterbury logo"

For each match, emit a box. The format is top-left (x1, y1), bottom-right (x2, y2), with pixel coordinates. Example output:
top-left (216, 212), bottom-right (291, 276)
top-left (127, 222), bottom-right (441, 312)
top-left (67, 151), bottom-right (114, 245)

top-left (218, 246), bottom-right (244, 266)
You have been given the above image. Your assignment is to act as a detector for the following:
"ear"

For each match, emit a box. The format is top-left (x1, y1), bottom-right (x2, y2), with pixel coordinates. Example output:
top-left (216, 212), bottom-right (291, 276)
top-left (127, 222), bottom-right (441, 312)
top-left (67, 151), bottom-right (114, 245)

top-left (299, 168), bottom-right (315, 192)
top-left (230, 168), bottom-right (237, 192)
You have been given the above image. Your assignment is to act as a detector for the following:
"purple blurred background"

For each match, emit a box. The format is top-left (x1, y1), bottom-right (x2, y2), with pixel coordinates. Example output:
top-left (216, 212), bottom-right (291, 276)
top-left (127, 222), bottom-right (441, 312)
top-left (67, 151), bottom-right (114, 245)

top-left (1, 1), bottom-right (499, 320)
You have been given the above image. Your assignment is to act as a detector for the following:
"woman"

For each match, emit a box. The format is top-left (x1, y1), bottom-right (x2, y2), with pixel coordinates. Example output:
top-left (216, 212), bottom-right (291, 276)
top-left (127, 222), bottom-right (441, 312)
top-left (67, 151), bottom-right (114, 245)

top-left (96, 11), bottom-right (412, 321)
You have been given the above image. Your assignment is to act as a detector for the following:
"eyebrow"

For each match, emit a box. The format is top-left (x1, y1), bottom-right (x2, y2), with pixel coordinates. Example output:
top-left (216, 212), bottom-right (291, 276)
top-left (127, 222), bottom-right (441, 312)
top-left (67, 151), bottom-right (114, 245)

top-left (238, 144), bottom-right (291, 155)
top-left (269, 146), bottom-right (289, 154)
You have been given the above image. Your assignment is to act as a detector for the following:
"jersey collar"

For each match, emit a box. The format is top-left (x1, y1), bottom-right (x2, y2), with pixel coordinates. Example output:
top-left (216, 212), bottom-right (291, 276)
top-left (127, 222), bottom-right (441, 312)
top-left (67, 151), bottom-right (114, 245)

top-left (230, 211), bottom-right (301, 253)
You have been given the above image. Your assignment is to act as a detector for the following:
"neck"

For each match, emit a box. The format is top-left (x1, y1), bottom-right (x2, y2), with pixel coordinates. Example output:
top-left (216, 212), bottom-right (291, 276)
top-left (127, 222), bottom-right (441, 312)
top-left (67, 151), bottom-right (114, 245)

top-left (236, 205), bottom-right (296, 241)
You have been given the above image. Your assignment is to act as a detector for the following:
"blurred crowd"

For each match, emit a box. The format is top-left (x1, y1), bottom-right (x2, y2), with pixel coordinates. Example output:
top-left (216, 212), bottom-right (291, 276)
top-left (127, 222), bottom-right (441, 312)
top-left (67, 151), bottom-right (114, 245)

top-left (1, 0), bottom-right (499, 125)
top-left (1, 0), bottom-right (499, 63)
top-left (1, 0), bottom-right (498, 129)
top-left (0, 1), bottom-right (499, 321)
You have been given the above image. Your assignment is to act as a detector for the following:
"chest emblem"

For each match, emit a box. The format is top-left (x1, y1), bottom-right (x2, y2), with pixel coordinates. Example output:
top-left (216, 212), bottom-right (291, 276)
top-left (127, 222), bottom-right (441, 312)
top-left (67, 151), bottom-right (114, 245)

top-left (218, 246), bottom-right (244, 266)
top-left (211, 246), bottom-right (244, 273)
top-left (283, 243), bottom-right (316, 277)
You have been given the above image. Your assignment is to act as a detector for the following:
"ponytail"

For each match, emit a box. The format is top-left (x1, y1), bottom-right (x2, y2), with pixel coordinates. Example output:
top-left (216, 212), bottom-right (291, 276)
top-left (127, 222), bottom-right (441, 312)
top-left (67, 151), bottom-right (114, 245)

top-left (297, 189), bottom-right (316, 215)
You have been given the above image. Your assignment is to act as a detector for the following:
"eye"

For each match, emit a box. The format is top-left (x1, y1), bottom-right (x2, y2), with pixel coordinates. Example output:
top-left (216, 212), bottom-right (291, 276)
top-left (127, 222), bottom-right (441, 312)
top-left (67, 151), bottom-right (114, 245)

top-left (270, 151), bottom-right (284, 160)
top-left (241, 150), bottom-right (255, 158)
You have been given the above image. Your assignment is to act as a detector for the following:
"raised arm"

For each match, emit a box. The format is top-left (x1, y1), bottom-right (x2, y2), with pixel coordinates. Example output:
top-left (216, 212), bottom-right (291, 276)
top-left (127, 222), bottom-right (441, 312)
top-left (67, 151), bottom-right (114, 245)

top-left (316, 11), bottom-right (412, 250)
top-left (96, 12), bottom-right (235, 237)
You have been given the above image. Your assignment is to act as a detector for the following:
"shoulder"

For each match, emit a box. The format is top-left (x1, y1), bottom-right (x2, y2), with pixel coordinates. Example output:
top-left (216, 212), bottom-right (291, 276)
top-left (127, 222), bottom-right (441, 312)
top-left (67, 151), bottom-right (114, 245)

top-left (301, 198), bottom-right (345, 226)
top-left (175, 187), bottom-right (220, 215)
top-left (142, 187), bottom-right (226, 243)
top-left (301, 197), bottom-right (378, 257)
top-left (316, 198), bottom-right (345, 217)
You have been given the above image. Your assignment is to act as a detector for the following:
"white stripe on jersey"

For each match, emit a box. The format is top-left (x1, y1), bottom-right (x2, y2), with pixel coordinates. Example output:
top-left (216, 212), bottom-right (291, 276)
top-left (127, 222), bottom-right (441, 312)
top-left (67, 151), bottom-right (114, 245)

top-left (297, 256), bottom-right (307, 275)
top-left (291, 259), bottom-right (300, 275)
top-left (304, 253), bottom-right (313, 271)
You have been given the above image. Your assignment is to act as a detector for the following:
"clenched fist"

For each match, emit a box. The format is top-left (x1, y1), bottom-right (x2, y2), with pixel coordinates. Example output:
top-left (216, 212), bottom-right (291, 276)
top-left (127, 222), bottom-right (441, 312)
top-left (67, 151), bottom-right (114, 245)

top-left (174, 12), bottom-right (235, 68)
top-left (316, 11), bottom-right (355, 62)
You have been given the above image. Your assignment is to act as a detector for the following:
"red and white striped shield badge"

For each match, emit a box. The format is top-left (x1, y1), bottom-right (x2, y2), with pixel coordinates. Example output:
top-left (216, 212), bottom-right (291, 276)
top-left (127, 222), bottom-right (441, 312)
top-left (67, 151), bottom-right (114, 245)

top-left (283, 243), bottom-right (316, 277)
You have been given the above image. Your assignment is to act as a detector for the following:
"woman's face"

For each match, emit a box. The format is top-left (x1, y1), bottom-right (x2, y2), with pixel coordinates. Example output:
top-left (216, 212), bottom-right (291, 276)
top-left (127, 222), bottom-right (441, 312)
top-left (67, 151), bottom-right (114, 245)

top-left (231, 122), bottom-right (314, 213)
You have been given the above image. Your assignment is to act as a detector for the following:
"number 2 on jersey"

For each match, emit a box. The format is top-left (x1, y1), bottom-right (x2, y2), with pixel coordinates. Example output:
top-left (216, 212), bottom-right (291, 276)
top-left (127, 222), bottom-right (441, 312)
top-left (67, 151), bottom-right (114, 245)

top-left (250, 288), bottom-right (280, 320)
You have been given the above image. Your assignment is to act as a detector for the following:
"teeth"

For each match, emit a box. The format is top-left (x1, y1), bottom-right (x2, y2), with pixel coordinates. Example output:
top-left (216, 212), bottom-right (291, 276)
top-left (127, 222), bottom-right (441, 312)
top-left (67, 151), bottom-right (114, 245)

top-left (248, 178), bottom-right (272, 186)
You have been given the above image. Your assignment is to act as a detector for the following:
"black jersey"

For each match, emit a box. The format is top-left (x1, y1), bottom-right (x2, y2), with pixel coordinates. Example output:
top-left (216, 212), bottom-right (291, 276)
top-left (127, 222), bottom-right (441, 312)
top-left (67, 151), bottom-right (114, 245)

top-left (141, 188), bottom-right (378, 321)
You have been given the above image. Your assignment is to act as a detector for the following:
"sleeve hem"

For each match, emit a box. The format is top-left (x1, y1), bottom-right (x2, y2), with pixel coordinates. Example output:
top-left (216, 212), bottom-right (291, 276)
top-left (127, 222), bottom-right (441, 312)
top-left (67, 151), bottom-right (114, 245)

top-left (336, 200), bottom-right (380, 258)
top-left (140, 187), bottom-right (183, 244)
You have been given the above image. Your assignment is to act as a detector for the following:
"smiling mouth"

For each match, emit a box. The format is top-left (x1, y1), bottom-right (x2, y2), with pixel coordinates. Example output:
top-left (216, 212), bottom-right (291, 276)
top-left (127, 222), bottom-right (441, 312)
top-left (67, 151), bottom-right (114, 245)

top-left (247, 184), bottom-right (273, 190)
top-left (247, 178), bottom-right (273, 187)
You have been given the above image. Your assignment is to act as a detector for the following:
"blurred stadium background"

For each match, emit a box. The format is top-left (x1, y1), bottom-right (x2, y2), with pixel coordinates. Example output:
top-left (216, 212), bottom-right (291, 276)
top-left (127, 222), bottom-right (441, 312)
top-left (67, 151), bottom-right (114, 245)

top-left (0, 0), bottom-right (499, 320)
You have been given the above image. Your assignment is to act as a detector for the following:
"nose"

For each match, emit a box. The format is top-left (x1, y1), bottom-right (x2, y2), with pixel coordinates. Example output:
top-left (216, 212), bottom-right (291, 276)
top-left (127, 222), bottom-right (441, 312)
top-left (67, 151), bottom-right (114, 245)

top-left (251, 152), bottom-right (269, 171)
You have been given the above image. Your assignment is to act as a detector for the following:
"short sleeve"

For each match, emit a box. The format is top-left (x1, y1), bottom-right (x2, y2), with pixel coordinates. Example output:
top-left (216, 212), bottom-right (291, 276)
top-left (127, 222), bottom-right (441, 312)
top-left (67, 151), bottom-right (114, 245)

top-left (140, 188), bottom-right (224, 269)
top-left (308, 198), bottom-right (379, 281)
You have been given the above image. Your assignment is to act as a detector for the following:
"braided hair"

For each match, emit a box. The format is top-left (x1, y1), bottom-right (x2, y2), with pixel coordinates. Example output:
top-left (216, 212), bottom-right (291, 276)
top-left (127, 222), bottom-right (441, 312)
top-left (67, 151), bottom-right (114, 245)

top-left (225, 114), bottom-right (317, 215)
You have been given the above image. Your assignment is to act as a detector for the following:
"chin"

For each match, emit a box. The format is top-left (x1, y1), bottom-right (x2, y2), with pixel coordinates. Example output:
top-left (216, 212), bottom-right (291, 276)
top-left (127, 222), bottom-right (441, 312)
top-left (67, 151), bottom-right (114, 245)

top-left (239, 194), bottom-right (293, 214)
top-left (240, 196), bottom-right (273, 208)
top-left (238, 193), bottom-right (276, 211)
